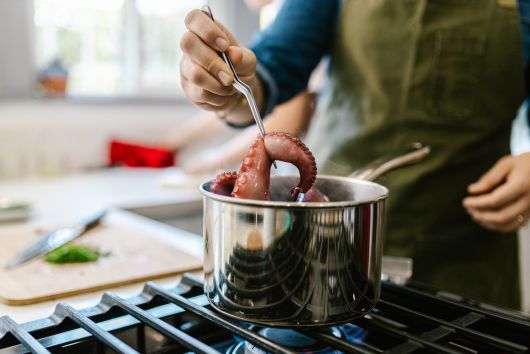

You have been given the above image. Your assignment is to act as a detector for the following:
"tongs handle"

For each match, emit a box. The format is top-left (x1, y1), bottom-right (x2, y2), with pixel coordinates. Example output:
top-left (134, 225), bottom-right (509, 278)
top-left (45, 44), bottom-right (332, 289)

top-left (349, 143), bottom-right (431, 181)
top-left (202, 5), bottom-right (276, 168)
top-left (201, 6), bottom-right (267, 137)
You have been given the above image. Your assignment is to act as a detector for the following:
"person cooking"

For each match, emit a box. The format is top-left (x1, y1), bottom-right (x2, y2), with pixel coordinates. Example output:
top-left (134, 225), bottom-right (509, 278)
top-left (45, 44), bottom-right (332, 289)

top-left (179, 0), bottom-right (530, 308)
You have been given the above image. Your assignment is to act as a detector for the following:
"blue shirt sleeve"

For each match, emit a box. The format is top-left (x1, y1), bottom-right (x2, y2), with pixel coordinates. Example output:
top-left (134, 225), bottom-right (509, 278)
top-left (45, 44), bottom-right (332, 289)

top-left (251, 0), bottom-right (340, 114)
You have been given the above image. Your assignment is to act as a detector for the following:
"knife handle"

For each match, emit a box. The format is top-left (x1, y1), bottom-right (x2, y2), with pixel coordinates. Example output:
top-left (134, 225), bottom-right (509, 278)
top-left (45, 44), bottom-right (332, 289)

top-left (78, 210), bottom-right (107, 231)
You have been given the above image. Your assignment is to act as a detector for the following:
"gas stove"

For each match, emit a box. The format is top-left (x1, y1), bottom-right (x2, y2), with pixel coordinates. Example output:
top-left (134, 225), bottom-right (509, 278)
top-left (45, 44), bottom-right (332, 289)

top-left (0, 273), bottom-right (529, 354)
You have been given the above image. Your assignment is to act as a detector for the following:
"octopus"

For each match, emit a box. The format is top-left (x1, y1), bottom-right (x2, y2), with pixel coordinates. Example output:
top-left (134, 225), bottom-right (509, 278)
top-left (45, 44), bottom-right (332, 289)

top-left (210, 132), bottom-right (328, 202)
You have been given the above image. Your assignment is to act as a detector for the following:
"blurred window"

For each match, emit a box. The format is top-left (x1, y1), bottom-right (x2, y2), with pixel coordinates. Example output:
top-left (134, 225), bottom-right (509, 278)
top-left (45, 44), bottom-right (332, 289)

top-left (34, 0), bottom-right (202, 97)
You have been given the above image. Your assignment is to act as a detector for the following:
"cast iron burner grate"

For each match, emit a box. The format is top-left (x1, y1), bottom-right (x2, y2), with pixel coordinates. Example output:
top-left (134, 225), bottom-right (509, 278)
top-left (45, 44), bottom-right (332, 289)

top-left (0, 274), bottom-right (529, 354)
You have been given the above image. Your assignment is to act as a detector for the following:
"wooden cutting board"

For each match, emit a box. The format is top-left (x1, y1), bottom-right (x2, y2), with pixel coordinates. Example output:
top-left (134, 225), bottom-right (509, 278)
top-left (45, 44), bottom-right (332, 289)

top-left (0, 212), bottom-right (202, 305)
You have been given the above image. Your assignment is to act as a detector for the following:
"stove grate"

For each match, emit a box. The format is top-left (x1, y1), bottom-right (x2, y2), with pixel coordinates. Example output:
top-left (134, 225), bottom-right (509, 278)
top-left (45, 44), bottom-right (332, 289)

top-left (1, 274), bottom-right (529, 354)
top-left (145, 282), bottom-right (296, 354)
top-left (0, 316), bottom-right (49, 354)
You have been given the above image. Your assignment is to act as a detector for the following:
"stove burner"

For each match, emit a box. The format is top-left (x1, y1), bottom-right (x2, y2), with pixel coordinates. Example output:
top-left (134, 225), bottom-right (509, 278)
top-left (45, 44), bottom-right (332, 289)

top-left (2, 273), bottom-right (529, 354)
top-left (340, 323), bottom-right (368, 344)
top-left (227, 324), bottom-right (367, 354)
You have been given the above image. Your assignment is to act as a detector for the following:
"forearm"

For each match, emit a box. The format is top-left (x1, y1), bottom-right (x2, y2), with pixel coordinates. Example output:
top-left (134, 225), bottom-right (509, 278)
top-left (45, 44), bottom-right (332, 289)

top-left (162, 112), bottom-right (224, 151)
top-left (263, 91), bottom-right (316, 135)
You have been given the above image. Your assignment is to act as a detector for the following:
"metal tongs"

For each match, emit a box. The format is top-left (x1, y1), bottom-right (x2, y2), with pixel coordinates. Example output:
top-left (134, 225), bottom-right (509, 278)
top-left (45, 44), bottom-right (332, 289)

top-left (202, 5), bottom-right (277, 169)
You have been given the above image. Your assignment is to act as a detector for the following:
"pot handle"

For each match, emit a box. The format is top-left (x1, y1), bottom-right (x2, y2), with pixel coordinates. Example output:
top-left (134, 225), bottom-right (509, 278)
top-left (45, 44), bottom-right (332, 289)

top-left (349, 142), bottom-right (430, 182)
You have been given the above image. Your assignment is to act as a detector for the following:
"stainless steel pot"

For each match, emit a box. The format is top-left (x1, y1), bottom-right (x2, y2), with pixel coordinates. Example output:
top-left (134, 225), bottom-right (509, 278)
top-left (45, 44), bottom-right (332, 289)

top-left (200, 144), bottom-right (429, 327)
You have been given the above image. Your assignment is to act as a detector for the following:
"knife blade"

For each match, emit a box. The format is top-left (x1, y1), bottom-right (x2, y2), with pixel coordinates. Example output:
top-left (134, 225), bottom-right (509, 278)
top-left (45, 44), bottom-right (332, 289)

top-left (5, 209), bottom-right (107, 270)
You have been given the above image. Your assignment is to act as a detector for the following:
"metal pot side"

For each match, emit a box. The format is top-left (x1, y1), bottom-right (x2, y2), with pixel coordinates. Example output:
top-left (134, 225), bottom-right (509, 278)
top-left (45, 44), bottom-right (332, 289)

top-left (201, 175), bottom-right (387, 327)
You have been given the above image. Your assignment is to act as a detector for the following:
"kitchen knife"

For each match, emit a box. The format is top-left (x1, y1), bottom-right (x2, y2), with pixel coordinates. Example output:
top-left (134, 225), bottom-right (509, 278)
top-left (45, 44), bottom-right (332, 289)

top-left (4, 209), bottom-right (107, 270)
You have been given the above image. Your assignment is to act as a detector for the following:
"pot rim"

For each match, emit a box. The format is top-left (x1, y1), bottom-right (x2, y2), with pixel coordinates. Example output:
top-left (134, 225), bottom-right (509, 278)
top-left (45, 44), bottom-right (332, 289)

top-left (200, 174), bottom-right (389, 208)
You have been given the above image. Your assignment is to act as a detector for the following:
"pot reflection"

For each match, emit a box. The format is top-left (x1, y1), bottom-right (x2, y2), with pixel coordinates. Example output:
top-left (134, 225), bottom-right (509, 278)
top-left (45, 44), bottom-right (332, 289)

top-left (203, 176), bottom-right (386, 327)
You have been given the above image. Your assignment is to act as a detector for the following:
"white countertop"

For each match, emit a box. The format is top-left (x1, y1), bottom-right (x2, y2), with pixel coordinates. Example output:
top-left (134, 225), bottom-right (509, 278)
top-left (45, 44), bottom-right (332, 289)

top-left (0, 168), bottom-right (208, 323)
top-left (0, 168), bottom-right (207, 223)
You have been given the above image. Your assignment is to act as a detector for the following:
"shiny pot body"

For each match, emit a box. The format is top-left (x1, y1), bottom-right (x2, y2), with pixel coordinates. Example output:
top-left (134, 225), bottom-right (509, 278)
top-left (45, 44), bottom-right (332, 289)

top-left (201, 175), bottom-right (388, 327)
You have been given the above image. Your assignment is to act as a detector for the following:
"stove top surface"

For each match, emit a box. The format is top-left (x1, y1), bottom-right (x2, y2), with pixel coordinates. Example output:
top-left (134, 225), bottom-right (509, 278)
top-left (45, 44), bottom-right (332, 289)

top-left (1, 274), bottom-right (529, 354)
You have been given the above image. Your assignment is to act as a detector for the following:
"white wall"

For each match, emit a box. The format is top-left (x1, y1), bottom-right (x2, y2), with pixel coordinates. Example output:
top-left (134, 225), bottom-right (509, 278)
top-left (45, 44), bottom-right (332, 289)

top-left (210, 0), bottom-right (260, 46)
top-left (521, 227), bottom-right (530, 312)
top-left (0, 100), bottom-right (200, 179)
top-left (0, 0), bottom-right (35, 98)
top-left (512, 104), bottom-right (530, 312)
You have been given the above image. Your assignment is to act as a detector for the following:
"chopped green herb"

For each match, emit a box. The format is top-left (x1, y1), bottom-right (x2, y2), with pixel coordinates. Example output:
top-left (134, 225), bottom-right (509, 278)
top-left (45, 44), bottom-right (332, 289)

top-left (45, 245), bottom-right (109, 264)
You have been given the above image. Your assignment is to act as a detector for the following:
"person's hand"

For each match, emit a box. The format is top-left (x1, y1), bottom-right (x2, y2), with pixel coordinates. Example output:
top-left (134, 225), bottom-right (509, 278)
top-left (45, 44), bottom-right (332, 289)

top-left (180, 9), bottom-right (259, 114)
top-left (463, 152), bottom-right (530, 232)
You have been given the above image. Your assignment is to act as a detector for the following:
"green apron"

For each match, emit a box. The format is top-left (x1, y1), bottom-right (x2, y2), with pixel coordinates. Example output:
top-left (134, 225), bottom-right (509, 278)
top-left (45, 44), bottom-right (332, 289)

top-left (305, 0), bottom-right (525, 308)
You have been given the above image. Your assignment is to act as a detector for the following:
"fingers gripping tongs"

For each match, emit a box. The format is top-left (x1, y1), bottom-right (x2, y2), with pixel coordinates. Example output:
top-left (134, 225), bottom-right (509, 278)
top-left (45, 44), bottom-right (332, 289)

top-left (202, 5), bottom-right (277, 169)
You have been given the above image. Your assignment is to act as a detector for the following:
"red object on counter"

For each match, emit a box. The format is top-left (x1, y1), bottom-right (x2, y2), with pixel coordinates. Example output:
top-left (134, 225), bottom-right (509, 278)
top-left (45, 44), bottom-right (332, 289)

top-left (109, 140), bottom-right (175, 168)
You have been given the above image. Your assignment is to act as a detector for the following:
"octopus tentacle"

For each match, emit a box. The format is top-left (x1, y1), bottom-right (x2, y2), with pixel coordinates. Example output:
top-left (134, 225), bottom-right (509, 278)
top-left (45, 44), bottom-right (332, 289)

top-left (210, 171), bottom-right (238, 197)
top-left (302, 186), bottom-right (329, 202)
top-left (232, 132), bottom-right (317, 200)
top-left (264, 132), bottom-right (317, 196)
top-left (209, 133), bottom-right (319, 201)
